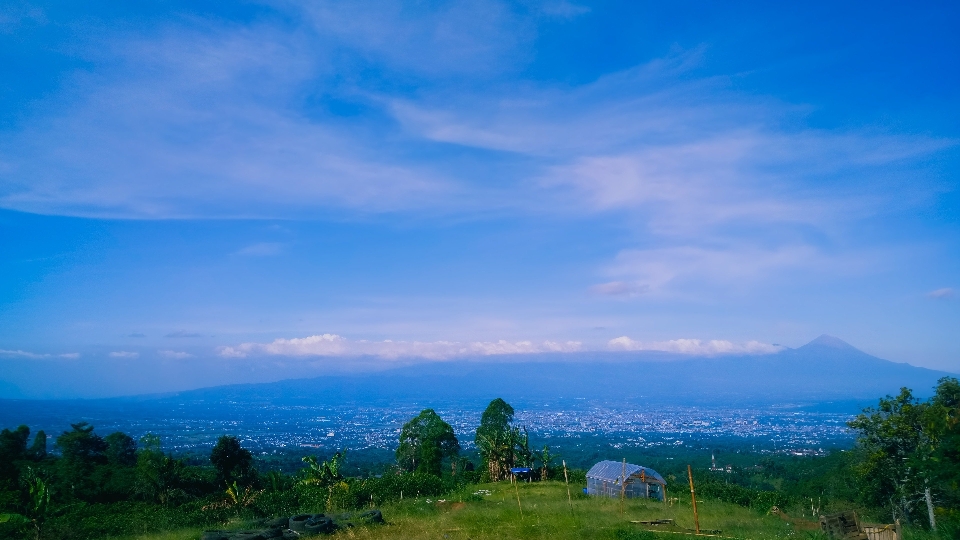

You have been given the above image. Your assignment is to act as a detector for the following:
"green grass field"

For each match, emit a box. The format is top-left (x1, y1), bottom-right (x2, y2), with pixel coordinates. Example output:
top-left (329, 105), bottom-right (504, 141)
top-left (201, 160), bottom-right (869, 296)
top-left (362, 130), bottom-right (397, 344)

top-left (120, 481), bottom-right (837, 540)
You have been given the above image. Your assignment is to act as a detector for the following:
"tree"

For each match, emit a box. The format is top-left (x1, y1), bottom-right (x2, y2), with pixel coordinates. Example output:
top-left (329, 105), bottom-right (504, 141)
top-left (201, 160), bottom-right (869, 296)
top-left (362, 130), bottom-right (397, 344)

top-left (477, 398), bottom-right (514, 440)
top-left (210, 435), bottom-right (253, 487)
top-left (536, 445), bottom-right (556, 481)
top-left (104, 432), bottom-right (137, 467)
top-left (55, 422), bottom-right (108, 500)
top-left (56, 422), bottom-right (107, 464)
top-left (397, 409), bottom-right (460, 477)
top-left (0, 425), bottom-right (31, 484)
top-left (27, 431), bottom-right (46, 461)
top-left (476, 398), bottom-right (531, 481)
top-left (135, 434), bottom-right (186, 505)
top-left (849, 379), bottom-right (960, 528)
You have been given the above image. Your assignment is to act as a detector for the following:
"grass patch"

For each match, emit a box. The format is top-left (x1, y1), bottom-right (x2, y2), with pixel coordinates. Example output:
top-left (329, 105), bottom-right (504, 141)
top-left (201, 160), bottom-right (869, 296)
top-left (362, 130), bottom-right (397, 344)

top-left (329, 481), bottom-right (801, 540)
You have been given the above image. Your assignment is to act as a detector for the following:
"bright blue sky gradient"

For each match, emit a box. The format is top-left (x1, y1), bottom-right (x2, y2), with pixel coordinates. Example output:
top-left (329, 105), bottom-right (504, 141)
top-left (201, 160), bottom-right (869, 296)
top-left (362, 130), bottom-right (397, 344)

top-left (1, 1), bottom-right (958, 394)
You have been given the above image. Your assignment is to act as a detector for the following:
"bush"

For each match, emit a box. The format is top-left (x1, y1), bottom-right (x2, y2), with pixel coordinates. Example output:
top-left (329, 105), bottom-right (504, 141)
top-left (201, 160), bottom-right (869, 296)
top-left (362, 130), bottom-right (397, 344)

top-left (694, 478), bottom-right (791, 511)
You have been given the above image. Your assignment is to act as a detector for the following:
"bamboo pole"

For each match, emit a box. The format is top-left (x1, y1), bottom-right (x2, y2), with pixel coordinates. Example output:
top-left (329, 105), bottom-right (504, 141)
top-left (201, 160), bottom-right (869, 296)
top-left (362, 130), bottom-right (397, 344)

top-left (563, 460), bottom-right (572, 510)
top-left (514, 474), bottom-right (523, 519)
top-left (687, 465), bottom-right (700, 535)
top-left (620, 458), bottom-right (627, 516)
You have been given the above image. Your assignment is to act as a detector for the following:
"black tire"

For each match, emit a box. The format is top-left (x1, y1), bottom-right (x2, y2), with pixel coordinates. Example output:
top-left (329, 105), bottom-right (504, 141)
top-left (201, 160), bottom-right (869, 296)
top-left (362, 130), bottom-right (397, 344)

top-left (266, 517), bottom-right (289, 529)
top-left (289, 514), bottom-right (311, 532)
top-left (305, 516), bottom-right (335, 534)
top-left (357, 509), bottom-right (384, 524)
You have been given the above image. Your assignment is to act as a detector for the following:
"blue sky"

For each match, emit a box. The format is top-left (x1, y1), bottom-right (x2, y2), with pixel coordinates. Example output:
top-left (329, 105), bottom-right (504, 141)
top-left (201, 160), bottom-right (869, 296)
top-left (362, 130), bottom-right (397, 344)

top-left (1, 1), bottom-right (958, 396)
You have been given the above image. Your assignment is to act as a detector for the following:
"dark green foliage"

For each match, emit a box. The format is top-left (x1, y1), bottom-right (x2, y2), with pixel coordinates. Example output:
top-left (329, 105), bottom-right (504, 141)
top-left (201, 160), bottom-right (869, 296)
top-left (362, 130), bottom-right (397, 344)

top-left (210, 436), bottom-right (254, 487)
top-left (478, 398), bottom-right (515, 434)
top-left (848, 377), bottom-right (960, 525)
top-left (55, 423), bottom-right (108, 501)
top-left (0, 426), bottom-right (31, 464)
top-left (27, 432), bottom-right (46, 461)
top-left (396, 409), bottom-right (459, 476)
top-left (104, 432), bottom-right (137, 467)
top-left (300, 452), bottom-right (345, 488)
top-left (0, 426), bottom-right (36, 487)
top-left (56, 423), bottom-right (107, 464)
top-left (473, 398), bottom-right (536, 480)
top-left (694, 473), bottom-right (792, 510)
top-left (42, 499), bottom-right (225, 540)
top-left (136, 434), bottom-right (191, 505)
top-left (475, 398), bottom-right (527, 481)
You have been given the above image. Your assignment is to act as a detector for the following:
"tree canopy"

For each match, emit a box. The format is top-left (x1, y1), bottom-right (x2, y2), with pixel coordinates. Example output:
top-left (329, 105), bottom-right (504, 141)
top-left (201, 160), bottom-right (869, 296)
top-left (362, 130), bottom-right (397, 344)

top-left (849, 377), bottom-right (960, 527)
top-left (396, 409), bottom-right (459, 477)
top-left (210, 435), bottom-right (253, 487)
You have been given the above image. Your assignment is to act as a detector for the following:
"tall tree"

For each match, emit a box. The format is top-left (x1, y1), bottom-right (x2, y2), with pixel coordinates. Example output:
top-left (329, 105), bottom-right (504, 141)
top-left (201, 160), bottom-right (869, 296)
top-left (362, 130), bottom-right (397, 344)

top-left (0, 425), bottom-right (31, 483)
top-left (55, 422), bottom-right (107, 500)
top-left (849, 378), bottom-right (960, 527)
top-left (475, 398), bottom-right (517, 481)
top-left (136, 434), bottom-right (185, 505)
top-left (27, 431), bottom-right (46, 461)
top-left (210, 435), bottom-right (253, 487)
top-left (397, 409), bottom-right (460, 477)
top-left (104, 432), bottom-right (137, 467)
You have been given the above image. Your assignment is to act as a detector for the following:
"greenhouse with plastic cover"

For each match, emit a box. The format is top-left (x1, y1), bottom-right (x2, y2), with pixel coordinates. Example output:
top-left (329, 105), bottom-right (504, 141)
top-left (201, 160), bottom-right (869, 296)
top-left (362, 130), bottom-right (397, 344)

top-left (585, 460), bottom-right (666, 500)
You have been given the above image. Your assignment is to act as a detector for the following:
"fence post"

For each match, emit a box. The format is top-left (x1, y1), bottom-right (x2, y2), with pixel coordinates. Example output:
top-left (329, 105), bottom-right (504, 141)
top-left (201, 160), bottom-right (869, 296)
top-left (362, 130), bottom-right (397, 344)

top-left (687, 465), bottom-right (700, 535)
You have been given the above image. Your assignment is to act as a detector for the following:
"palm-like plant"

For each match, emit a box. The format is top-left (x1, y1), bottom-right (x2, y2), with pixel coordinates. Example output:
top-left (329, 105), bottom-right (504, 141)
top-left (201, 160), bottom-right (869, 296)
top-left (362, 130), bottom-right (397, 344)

top-left (475, 429), bottom-right (514, 482)
top-left (300, 452), bottom-right (344, 487)
top-left (0, 469), bottom-right (51, 540)
top-left (202, 481), bottom-right (263, 515)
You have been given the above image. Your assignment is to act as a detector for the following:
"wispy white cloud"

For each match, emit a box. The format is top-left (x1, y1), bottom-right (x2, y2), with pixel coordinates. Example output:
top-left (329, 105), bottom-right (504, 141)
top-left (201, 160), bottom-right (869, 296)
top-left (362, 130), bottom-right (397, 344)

top-left (589, 281), bottom-right (650, 298)
top-left (292, 0), bottom-right (538, 77)
top-left (597, 244), bottom-right (826, 295)
top-left (165, 331), bottom-right (203, 338)
top-left (158, 350), bottom-right (193, 359)
top-left (0, 5), bottom-right (949, 230)
top-left (218, 333), bottom-right (582, 360)
top-left (0, 21), bottom-right (455, 219)
top-left (608, 336), bottom-right (783, 355)
top-left (0, 349), bottom-right (80, 359)
top-left (109, 351), bottom-right (139, 358)
top-left (235, 242), bottom-right (284, 257)
top-left (927, 287), bottom-right (954, 299)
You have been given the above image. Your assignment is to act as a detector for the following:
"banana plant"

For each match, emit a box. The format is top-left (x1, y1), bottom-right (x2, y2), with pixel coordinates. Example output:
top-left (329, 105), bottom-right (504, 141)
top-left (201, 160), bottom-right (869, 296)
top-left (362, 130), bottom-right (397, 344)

top-left (299, 451), bottom-right (345, 487)
top-left (0, 469), bottom-right (51, 540)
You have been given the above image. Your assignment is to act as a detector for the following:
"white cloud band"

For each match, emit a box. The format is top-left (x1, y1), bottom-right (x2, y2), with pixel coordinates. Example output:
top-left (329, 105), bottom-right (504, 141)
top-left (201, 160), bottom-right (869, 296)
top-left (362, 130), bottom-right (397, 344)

top-left (218, 333), bottom-right (583, 360)
top-left (608, 336), bottom-right (783, 356)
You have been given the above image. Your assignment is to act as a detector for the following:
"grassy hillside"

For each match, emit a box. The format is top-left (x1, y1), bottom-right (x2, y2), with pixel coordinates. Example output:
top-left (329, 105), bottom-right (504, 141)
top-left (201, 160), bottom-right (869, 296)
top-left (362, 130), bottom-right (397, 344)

top-left (116, 481), bottom-right (863, 540)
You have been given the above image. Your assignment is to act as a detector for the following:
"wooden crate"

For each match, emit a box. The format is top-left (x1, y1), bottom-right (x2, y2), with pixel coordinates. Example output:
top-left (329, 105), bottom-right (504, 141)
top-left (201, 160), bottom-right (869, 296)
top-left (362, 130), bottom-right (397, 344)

top-left (863, 524), bottom-right (900, 540)
top-left (819, 511), bottom-right (862, 539)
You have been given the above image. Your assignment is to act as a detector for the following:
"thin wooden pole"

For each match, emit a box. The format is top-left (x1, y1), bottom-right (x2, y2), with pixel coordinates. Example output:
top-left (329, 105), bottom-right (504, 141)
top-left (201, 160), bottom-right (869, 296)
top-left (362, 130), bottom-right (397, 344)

top-left (563, 460), bottom-right (572, 510)
top-left (687, 465), bottom-right (700, 535)
top-left (514, 476), bottom-right (523, 519)
top-left (620, 458), bottom-right (627, 516)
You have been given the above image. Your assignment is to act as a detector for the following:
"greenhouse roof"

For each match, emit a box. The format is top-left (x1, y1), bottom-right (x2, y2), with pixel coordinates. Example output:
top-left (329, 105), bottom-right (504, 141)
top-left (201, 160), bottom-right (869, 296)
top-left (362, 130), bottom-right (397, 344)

top-left (586, 460), bottom-right (666, 485)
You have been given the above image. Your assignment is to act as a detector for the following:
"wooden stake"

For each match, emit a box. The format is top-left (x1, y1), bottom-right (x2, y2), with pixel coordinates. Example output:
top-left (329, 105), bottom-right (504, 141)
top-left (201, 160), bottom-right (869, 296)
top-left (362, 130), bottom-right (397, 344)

top-left (514, 476), bottom-right (523, 519)
top-left (687, 465), bottom-right (700, 535)
top-left (620, 458), bottom-right (627, 516)
top-left (563, 460), bottom-right (572, 510)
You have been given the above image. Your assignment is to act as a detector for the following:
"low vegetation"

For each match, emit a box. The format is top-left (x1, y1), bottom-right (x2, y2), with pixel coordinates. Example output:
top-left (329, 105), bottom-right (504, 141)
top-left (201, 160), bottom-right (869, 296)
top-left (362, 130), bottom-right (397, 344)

top-left (2, 379), bottom-right (959, 539)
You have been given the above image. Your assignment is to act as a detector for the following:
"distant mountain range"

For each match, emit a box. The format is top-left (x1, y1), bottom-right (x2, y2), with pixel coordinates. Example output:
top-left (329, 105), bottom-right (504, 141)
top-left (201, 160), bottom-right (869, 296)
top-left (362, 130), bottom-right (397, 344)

top-left (161, 335), bottom-right (953, 408)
